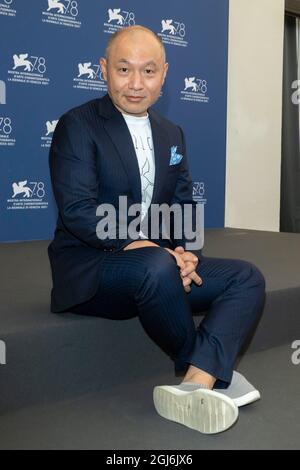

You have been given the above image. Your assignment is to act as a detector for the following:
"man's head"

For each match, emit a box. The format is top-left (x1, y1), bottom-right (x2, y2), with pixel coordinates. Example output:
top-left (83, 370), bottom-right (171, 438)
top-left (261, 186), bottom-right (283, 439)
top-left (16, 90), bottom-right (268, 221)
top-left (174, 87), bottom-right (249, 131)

top-left (100, 25), bottom-right (168, 116)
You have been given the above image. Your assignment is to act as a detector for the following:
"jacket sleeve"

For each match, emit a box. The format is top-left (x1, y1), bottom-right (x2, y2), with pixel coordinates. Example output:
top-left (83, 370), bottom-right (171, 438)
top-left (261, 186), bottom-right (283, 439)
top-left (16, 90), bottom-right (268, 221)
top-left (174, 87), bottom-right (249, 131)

top-left (49, 112), bottom-right (138, 251)
top-left (169, 126), bottom-right (204, 257)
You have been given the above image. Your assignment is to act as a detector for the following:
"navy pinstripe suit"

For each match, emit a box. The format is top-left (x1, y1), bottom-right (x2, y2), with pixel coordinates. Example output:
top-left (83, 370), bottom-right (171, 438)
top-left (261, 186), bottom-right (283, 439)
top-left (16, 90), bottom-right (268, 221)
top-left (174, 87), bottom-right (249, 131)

top-left (48, 93), bottom-right (266, 386)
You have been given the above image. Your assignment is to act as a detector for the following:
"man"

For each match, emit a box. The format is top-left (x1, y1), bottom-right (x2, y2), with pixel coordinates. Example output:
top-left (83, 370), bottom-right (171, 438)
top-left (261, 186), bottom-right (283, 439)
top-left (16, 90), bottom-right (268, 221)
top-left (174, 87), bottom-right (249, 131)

top-left (48, 25), bottom-right (265, 434)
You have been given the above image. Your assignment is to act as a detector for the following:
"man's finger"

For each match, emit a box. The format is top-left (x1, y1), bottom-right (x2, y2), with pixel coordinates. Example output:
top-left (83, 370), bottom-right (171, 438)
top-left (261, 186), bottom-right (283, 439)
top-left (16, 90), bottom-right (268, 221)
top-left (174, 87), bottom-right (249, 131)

top-left (174, 246), bottom-right (185, 253)
top-left (177, 256), bottom-right (186, 270)
top-left (181, 271), bottom-right (202, 287)
top-left (188, 271), bottom-right (202, 285)
top-left (178, 254), bottom-right (198, 266)
top-left (182, 271), bottom-right (202, 285)
top-left (181, 253), bottom-right (198, 264)
top-left (182, 276), bottom-right (192, 287)
top-left (181, 261), bottom-right (198, 277)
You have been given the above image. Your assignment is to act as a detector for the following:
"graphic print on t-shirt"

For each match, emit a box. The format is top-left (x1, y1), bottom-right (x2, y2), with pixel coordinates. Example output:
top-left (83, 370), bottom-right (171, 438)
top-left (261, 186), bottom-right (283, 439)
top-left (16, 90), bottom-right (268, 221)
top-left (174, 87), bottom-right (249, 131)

top-left (122, 113), bottom-right (155, 238)
top-left (131, 132), bottom-right (154, 206)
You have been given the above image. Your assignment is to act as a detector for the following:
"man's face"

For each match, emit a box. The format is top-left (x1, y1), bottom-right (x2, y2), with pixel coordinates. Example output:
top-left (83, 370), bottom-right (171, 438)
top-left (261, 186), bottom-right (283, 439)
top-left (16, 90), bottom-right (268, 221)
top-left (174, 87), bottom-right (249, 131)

top-left (100, 31), bottom-right (168, 116)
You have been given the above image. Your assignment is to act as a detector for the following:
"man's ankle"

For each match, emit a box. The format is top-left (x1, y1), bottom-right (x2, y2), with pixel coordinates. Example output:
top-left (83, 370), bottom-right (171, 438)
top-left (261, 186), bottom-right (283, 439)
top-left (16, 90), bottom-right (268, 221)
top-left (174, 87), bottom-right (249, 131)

top-left (182, 366), bottom-right (216, 389)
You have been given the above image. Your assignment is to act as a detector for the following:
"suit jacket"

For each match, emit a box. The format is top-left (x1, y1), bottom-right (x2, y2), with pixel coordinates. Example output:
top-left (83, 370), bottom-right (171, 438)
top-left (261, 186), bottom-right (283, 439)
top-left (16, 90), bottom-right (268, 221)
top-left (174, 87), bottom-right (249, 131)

top-left (48, 93), bottom-right (200, 312)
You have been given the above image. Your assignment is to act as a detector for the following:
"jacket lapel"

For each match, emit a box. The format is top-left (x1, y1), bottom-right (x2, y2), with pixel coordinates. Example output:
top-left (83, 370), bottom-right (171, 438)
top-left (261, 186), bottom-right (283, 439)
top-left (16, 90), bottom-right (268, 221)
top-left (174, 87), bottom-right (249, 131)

top-left (99, 95), bottom-right (141, 204)
top-left (148, 108), bottom-right (171, 204)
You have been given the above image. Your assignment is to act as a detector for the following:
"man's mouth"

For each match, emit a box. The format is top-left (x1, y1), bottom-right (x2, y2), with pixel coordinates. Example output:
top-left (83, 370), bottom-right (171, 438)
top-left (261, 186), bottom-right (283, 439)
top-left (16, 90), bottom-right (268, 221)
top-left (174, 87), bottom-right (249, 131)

top-left (125, 96), bottom-right (145, 101)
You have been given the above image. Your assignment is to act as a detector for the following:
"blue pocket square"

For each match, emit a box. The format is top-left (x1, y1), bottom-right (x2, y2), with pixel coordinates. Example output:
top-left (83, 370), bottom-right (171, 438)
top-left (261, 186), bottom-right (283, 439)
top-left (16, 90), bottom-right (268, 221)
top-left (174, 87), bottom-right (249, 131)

top-left (169, 146), bottom-right (183, 165)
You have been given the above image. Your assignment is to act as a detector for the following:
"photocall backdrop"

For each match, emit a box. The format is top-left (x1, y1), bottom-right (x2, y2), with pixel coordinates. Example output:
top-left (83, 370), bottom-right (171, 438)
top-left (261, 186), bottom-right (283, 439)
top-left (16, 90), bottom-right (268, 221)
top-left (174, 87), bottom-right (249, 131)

top-left (0, 0), bottom-right (229, 242)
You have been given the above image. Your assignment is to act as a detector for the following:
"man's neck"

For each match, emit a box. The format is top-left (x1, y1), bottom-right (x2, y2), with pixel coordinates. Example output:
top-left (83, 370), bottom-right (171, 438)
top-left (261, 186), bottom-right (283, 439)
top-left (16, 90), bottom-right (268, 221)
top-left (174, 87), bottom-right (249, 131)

top-left (114, 103), bottom-right (148, 118)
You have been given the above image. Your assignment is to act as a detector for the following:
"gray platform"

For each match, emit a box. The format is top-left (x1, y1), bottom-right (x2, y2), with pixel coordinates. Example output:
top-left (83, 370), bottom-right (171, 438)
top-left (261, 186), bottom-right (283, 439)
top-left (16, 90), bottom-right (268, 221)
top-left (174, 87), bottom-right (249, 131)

top-left (0, 228), bottom-right (299, 449)
top-left (0, 343), bottom-right (299, 450)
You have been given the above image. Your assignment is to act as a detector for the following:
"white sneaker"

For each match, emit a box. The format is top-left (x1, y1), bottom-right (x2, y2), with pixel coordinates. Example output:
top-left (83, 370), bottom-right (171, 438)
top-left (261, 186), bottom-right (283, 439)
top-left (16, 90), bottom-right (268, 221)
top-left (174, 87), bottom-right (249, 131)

top-left (153, 384), bottom-right (238, 434)
top-left (213, 371), bottom-right (261, 407)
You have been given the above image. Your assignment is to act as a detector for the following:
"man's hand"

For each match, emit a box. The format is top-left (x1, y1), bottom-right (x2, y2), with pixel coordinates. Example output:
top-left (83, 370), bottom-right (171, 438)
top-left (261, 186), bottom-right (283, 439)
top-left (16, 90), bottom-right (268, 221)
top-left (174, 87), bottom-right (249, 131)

top-left (123, 241), bottom-right (202, 294)
top-left (165, 246), bottom-right (202, 293)
top-left (174, 246), bottom-right (202, 287)
top-left (123, 240), bottom-right (160, 250)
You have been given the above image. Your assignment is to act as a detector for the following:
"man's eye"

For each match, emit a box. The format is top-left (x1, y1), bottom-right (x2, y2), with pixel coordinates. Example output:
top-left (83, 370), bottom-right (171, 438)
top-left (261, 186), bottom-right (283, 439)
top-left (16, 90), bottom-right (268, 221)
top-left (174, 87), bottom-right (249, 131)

top-left (145, 69), bottom-right (154, 74)
top-left (119, 68), bottom-right (128, 73)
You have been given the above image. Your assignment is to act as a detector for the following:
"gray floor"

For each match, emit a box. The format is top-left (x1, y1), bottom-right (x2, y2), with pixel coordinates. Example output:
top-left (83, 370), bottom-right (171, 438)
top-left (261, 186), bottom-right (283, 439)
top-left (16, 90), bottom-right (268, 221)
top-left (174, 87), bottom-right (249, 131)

top-left (0, 228), bottom-right (300, 449)
top-left (0, 342), bottom-right (299, 450)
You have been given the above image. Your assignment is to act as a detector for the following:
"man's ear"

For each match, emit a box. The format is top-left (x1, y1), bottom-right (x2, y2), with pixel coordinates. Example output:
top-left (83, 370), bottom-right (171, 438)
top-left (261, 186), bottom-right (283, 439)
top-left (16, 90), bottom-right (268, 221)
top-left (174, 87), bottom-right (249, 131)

top-left (162, 62), bottom-right (169, 85)
top-left (99, 57), bottom-right (107, 81)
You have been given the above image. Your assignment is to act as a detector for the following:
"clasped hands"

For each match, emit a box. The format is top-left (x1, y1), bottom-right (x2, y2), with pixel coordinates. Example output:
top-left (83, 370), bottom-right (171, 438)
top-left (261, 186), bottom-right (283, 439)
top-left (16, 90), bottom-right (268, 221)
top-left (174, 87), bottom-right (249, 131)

top-left (123, 240), bottom-right (202, 293)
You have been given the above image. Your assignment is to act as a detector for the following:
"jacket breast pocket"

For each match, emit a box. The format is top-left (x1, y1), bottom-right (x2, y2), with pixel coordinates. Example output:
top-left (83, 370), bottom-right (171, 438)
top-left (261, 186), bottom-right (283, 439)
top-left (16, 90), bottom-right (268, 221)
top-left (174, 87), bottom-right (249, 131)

top-left (168, 163), bottom-right (181, 172)
top-left (165, 166), bottom-right (180, 192)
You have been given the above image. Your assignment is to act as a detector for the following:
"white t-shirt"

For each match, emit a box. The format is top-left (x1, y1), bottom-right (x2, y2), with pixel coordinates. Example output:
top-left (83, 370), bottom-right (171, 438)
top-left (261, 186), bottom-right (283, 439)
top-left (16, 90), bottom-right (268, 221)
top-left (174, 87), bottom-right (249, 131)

top-left (122, 113), bottom-right (155, 239)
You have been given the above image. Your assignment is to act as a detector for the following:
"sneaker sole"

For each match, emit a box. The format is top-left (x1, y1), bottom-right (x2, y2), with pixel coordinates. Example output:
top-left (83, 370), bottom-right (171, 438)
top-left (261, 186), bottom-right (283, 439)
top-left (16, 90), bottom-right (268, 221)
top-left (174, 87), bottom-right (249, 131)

top-left (234, 390), bottom-right (261, 407)
top-left (153, 386), bottom-right (239, 434)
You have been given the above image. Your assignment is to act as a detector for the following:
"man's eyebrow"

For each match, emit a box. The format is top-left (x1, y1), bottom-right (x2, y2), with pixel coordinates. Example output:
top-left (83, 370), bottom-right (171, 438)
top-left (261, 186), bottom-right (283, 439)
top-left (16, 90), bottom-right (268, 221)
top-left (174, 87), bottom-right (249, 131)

top-left (116, 59), bottom-right (158, 67)
top-left (143, 61), bottom-right (158, 67)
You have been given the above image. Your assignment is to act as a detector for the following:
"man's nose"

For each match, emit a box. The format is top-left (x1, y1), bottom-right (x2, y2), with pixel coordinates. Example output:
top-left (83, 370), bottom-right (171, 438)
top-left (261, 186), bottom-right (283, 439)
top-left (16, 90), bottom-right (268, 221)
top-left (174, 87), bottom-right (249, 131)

top-left (128, 71), bottom-right (143, 90)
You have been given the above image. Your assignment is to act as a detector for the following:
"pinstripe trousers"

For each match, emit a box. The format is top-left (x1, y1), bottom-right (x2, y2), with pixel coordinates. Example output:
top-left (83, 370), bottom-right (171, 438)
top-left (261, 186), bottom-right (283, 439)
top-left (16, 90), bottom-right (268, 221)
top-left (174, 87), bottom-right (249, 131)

top-left (69, 246), bottom-right (266, 387)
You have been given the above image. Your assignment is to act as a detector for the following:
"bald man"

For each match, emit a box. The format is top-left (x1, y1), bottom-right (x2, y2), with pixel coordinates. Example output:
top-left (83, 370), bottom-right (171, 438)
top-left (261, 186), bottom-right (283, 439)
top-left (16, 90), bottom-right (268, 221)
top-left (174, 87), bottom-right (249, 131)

top-left (48, 26), bottom-right (266, 434)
